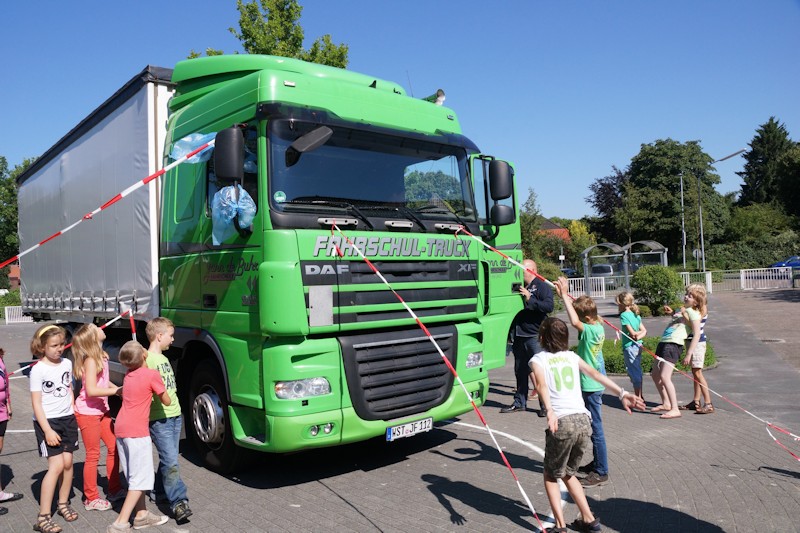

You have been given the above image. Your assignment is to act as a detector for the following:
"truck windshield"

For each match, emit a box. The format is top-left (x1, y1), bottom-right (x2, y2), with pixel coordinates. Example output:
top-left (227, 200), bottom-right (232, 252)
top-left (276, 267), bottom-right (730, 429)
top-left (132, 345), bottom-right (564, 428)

top-left (268, 120), bottom-right (476, 225)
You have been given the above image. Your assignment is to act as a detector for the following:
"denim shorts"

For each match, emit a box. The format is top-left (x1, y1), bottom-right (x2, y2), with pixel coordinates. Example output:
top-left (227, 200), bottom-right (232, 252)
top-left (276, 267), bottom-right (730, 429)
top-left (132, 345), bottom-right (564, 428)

top-left (543, 413), bottom-right (592, 479)
top-left (656, 342), bottom-right (682, 364)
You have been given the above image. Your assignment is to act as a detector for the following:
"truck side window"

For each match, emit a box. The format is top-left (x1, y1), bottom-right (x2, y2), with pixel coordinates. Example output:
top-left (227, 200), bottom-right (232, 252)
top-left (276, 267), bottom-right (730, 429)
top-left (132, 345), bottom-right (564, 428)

top-left (206, 126), bottom-right (259, 216)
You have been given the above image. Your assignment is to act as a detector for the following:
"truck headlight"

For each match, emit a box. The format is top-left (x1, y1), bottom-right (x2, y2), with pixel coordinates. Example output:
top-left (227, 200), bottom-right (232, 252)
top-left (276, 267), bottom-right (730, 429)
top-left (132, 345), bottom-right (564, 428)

top-left (275, 377), bottom-right (331, 399)
top-left (465, 351), bottom-right (483, 368)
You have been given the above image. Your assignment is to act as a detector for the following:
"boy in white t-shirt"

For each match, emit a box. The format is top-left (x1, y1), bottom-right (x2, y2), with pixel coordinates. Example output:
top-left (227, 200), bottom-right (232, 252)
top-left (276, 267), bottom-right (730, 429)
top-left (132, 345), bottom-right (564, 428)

top-left (530, 317), bottom-right (644, 533)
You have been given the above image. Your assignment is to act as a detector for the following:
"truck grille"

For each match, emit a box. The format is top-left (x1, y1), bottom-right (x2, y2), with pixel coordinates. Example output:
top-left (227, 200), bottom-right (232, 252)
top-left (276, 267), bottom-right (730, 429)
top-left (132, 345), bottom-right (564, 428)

top-left (338, 325), bottom-right (457, 421)
top-left (302, 259), bottom-right (479, 328)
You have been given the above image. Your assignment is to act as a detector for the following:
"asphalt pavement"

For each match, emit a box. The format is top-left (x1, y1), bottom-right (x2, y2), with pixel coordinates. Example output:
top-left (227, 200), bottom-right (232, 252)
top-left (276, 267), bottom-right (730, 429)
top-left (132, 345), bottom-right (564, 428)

top-left (0, 288), bottom-right (798, 532)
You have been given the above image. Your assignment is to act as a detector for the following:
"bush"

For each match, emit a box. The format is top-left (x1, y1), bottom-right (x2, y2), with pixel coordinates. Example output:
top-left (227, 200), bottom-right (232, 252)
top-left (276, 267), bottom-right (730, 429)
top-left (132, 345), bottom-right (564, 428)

top-left (0, 289), bottom-right (22, 318)
top-left (631, 265), bottom-right (684, 312)
top-left (637, 305), bottom-right (652, 318)
top-left (590, 337), bottom-right (716, 375)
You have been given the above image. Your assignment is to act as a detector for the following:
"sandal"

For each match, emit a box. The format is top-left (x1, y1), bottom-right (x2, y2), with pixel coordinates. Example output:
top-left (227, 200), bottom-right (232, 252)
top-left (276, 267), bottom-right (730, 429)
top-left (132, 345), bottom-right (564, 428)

top-left (56, 502), bottom-right (79, 522)
top-left (33, 513), bottom-right (62, 533)
top-left (678, 400), bottom-right (697, 411)
top-left (696, 404), bottom-right (715, 414)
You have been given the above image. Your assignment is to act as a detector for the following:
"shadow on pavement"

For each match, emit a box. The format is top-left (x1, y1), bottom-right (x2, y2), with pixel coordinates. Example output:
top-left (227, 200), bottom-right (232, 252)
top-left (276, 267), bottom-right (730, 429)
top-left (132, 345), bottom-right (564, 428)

top-left (591, 497), bottom-right (725, 532)
top-left (182, 426), bottom-right (461, 489)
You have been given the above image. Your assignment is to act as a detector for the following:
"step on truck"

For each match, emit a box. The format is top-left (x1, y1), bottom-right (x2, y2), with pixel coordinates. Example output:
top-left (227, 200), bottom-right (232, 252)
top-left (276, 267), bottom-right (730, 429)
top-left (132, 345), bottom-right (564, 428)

top-left (17, 55), bottom-right (522, 472)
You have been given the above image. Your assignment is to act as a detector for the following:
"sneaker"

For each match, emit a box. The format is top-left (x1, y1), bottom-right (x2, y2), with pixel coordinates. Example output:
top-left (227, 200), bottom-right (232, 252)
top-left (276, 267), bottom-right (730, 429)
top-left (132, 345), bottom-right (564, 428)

top-left (84, 498), bottom-right (112, 511)
top-left (577, 462), bottom-right (595, 475)
top-left (107, 522), bottom-right (132, 533)
top-left (107, 490), bottom-right (127, 503)
top-left (132, 510), bottom-right (169, 530)
top-left (173, 500), bottom-right (193, 523)
top-left (580, 472), bottom-right (609, 487)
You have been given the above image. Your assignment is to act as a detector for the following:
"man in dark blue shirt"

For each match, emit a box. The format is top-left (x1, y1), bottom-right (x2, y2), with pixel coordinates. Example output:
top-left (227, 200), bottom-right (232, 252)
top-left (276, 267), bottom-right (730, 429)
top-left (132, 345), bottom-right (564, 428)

top-left (501, 259), bottom-right (554, 415)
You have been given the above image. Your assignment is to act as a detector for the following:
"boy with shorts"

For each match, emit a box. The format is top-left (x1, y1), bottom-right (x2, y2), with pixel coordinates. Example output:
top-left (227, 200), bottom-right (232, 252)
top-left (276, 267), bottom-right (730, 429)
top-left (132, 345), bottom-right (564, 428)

top-left (530, 317), bottom-right (643, 532)
top-left (108, 341), bottom-right (170, 533)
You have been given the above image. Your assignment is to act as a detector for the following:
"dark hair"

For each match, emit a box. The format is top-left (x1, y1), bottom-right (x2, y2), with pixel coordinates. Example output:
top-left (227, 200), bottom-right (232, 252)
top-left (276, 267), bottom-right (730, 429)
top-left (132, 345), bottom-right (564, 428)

top-left (539, 317), bottom-right (569, 353)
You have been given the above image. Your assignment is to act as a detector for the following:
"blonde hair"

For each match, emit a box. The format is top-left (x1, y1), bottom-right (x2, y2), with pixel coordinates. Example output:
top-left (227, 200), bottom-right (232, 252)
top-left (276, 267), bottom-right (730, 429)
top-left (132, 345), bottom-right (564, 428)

top-left (615, 291), bottom-right (640, 316)
top-left (686, 283), bottom-right (708, 315)
top-left (573, 295), bottom-right (598, 322)
top-left (30, 324), bottom-right (66, 357)
top-left (146, 317), bottom-right (174, 343)
top-left (71, 324), bottom-right (105, 380)
top-left (119, 340), bottom-right (146, 369)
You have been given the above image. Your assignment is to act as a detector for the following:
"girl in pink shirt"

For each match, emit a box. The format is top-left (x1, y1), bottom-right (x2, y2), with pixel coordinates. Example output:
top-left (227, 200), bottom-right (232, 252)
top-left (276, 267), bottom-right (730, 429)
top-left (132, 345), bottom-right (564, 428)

top-left (72, 324), bottom-right (123, 510)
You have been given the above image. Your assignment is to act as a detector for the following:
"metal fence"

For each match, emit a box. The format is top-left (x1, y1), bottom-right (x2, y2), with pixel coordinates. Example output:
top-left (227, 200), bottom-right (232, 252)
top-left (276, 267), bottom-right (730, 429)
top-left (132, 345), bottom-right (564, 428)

top-left (4, 305), bottom-right (33, 324)
top-left (565, 267), bottom-right (795, 299)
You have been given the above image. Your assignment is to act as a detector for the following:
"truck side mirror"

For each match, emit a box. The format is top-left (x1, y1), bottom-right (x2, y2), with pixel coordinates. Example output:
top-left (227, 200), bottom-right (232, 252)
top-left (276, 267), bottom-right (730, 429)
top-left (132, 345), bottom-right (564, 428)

top-left (214, 127), bottom-right (244, 181)
top-left (488, 160), bottom-right (513, 200)
top-left (489, 204), bottom-right (515, 226)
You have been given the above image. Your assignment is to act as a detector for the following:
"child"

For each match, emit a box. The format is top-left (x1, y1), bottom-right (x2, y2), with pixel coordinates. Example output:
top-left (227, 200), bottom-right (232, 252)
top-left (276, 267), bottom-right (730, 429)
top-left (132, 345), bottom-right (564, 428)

top-left (71, 324), bottom-right (123, 510)
top-left (109, 341), bottom-right (170, 532)
top-left (553, 277), bottom-right (609, 488)
top-left (615, 292), bottom-right (647, 403)
top-left (678, 284), bottom-right (713, 414)
top-left (145, 317), bottom-right (191, 523)
top-left (530, 317), bottom-right (644, 533)
top-left (29, 324), bottom-right (80, 533)
top-left (651, 303), bottom-right (689, 419)
top-left (1, 347), bottom-right (24, 515)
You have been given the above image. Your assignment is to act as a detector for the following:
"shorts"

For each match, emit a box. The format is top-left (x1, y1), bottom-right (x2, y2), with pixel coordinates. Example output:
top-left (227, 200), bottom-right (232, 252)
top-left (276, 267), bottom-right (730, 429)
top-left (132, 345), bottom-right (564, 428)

top-left (655, 342), bottom-right (682, 364)
top-left (117, 436), bottom-right (155, 491)
top-left (686, 340), bottom-right (707, 369)
top-left (543, 413), bottom-right (592, 479)
top-left (0, 419), bottom-right (7, 437)
top-left (34, 415), bottom-right (79, 457)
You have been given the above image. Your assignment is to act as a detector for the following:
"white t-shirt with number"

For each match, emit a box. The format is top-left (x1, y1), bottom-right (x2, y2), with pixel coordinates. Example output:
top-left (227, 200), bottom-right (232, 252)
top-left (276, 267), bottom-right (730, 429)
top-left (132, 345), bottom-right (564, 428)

top-left (530, 350), bottom-right (590, 420)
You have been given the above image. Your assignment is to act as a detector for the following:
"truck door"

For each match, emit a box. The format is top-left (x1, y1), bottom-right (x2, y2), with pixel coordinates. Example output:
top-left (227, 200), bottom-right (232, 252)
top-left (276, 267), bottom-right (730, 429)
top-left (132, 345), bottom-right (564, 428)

top-left (470, 155), bottom-right (521, 370)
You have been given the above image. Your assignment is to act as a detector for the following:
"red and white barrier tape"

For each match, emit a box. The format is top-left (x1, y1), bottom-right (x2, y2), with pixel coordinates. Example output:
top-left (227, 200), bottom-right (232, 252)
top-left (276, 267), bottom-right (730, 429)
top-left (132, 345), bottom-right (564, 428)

top-left (454, 226), bottom-right (800, 459)
top-left (9, 310), bottom-right (135, 377)
top-left (0, 141), bottom-right (215, 270)
top-left (330, 223), bottom-right (545, 529)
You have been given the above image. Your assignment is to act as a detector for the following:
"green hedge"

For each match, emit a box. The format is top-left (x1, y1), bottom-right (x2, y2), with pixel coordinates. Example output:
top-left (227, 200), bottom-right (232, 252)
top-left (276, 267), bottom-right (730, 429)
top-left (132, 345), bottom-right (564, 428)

top-left (0, 290), bottom-right (21, 318)
top-left (572, 337), bottom-right (716, 374)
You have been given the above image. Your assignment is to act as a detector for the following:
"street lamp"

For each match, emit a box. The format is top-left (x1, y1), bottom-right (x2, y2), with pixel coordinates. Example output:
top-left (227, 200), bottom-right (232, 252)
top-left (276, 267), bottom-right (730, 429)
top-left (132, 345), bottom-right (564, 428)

top-left (680, 173), bottom-right (686, 269)
top-left (697, 149), bottom-right (746, 271)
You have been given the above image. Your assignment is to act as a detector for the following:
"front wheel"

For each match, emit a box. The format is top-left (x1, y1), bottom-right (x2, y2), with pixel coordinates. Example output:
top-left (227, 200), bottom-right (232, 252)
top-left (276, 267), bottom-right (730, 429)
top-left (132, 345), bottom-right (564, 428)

top-left (188, 360), bottom-right (246, 473)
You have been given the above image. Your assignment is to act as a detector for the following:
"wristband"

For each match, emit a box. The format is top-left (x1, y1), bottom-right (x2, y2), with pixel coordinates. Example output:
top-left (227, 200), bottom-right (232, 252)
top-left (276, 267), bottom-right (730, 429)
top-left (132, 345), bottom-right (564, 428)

top-left (618, 389), bottom-right (628, 401)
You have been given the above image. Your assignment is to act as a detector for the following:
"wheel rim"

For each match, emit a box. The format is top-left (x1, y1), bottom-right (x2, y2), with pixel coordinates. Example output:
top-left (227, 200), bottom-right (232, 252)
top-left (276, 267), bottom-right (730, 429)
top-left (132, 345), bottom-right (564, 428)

top-left (192, 386), bottom-right (225, 448)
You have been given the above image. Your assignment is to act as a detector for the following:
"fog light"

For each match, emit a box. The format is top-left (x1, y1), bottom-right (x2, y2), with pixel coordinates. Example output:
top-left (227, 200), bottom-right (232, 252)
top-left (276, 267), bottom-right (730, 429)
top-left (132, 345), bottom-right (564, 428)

top-left (323, 423), bottom-right (334, 434)
top-left (466, 351), bottom-right (483, 368)
top-left (309, 425), bottom-right (320, 437)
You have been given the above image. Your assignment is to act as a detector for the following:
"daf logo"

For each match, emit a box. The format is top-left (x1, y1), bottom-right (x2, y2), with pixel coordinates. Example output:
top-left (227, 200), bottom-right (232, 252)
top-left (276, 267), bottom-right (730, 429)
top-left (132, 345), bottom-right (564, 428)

top-left (305, 264), bottom-right (350, 275)
top-left (458, 263), bottom-right (477, 273)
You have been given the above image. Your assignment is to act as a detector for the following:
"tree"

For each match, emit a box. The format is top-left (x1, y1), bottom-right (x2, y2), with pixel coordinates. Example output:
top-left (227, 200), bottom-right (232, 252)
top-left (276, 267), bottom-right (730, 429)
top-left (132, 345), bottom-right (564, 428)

top-left (625, 139), bottom-right (728, 266)
top-left (0, 157), bottom-right (33, 263)
top-left (776, 144), bottom-right (800, 220)
top-left (737, 117), bottom-right (794, 206)
top-left (586, 165), bottom-right (627, 242)
top-left (724, 203), bottom-right (792, 243)
top-left (192, 0), bottom-right (349, 68)
top-left (518, 188), bottom-right (543, 260)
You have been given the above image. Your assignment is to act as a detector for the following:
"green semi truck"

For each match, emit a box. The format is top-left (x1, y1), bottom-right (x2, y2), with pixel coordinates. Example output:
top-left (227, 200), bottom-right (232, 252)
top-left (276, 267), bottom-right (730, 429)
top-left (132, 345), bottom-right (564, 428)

top-left (18, 55), bottom-right (522, 472)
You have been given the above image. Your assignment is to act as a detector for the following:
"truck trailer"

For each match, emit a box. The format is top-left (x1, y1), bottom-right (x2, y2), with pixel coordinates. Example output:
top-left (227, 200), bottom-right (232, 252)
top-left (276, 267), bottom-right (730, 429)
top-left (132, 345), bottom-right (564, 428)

top-left (18, 55), bottom-right (522, 472)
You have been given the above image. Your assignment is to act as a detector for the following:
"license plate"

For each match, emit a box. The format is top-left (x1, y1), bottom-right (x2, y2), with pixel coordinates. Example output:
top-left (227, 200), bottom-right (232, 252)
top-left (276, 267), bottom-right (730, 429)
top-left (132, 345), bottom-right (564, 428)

top-left (386, 417), bottom-right (433, 441)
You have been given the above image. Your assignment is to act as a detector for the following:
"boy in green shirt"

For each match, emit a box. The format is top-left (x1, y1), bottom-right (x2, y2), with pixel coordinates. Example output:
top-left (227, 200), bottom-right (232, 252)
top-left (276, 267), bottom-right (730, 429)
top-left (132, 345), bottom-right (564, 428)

top-left (146, 317), bottom-right (192, 523)
top-left (554, 277), bottom-right (609, 488)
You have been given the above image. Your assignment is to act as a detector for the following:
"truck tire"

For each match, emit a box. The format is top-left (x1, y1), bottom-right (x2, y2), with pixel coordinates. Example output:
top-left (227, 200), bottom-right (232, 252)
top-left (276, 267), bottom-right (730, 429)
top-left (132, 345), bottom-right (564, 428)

top-left (188, 360), bottom-right (244, 473)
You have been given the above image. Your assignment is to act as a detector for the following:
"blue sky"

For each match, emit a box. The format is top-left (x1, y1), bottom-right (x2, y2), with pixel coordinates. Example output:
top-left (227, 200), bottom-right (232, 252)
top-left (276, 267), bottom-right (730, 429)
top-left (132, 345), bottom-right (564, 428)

top-left (2, 1), bottom-right (798, 219)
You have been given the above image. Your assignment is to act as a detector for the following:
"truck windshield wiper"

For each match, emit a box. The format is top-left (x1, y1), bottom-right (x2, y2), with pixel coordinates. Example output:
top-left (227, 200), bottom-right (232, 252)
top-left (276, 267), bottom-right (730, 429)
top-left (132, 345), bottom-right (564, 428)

top-left (411, 204), bottom-right (469, 230)
top-left (284, 197), bottom-right (374, 230)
